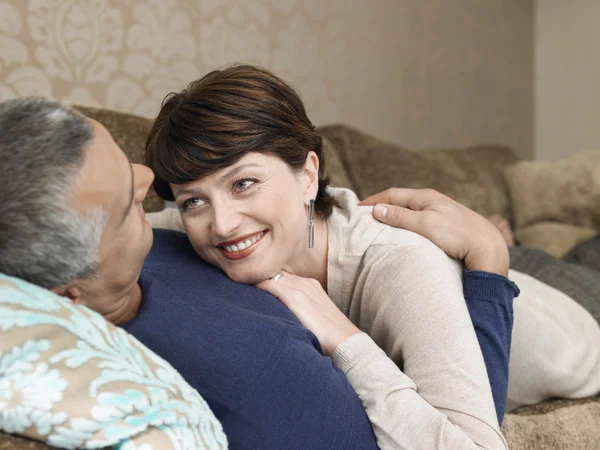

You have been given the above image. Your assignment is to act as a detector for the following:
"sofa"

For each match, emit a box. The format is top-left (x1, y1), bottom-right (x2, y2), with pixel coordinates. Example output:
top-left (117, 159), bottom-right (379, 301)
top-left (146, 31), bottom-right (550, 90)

top-left (1, 105), bottom-right (598, 449)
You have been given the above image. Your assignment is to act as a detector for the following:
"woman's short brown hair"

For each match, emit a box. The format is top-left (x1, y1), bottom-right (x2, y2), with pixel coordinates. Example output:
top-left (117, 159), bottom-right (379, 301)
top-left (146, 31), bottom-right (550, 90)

top-left (145, 64), bottom-right (337, 217)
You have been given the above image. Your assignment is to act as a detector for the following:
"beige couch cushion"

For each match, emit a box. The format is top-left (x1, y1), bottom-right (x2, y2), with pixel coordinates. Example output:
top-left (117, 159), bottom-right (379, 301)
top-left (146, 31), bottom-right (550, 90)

top-left (504, 150), bottom-right (600, 230)
top-left (502, 397), bottom-right (600, 450)
top-left (504, 150), bottom-right (600, 254)
top-left (4, 397), bottom-right (599, 450)
top-left (515, 222), bottom-right (598, 258)
top-left (319, 124), bottom-right (519, 221)
top-left (321, 136), bottom-right (354, 190)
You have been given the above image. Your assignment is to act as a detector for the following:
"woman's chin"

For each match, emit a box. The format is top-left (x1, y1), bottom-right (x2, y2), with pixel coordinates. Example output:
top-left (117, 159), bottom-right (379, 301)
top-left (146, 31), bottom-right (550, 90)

top-left (224, 268), bottom-right (270, 286)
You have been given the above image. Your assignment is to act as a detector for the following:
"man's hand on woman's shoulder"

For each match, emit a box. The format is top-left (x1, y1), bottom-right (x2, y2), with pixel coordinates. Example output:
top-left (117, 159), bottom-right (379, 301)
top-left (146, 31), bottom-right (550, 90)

top-left (359, 188), bottom-right (509, 277)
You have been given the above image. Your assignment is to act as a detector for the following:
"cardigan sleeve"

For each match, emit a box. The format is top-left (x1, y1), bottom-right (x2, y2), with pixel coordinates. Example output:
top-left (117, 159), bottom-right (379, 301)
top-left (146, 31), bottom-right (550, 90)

top-left (332, 240), bottom-right (507, 450)
top-left (464, 269), bottom-right (519, 425)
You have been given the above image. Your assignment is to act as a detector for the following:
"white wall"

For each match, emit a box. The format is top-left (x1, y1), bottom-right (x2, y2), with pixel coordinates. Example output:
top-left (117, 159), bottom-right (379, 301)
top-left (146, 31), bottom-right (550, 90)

top-left (535, 0), bottom-right (600, 160)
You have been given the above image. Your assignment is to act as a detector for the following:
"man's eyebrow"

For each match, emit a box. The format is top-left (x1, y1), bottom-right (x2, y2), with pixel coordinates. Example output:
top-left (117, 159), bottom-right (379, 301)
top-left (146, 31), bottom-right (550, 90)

top-left (173, 163), bottom-right (261, 198)
top-left (121, 164), bottom-right (134, 225)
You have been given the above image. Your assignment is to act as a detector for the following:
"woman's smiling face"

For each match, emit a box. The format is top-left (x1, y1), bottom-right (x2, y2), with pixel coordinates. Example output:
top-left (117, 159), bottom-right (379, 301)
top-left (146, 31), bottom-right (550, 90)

top-left (172, 152), bottom-right (316, 285)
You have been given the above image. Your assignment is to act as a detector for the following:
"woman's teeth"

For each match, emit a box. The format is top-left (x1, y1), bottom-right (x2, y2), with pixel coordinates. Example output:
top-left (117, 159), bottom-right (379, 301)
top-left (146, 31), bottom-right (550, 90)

top-left (223, 231), bottom-right (264, 253)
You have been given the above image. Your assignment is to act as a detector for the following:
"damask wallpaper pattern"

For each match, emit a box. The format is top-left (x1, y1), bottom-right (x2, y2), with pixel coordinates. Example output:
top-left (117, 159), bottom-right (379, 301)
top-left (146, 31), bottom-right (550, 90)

top-left (0, 0), bottom-right (533, 158)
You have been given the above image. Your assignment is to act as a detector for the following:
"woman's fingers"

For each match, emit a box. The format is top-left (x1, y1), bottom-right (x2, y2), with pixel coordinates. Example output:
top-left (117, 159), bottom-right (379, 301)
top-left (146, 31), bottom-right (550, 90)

top-left (256, 272), bottom-right (305, 309)
top-left (256, 275), bottom-right (287, 301)
top-left (256, 272), bottom-right (360, 356)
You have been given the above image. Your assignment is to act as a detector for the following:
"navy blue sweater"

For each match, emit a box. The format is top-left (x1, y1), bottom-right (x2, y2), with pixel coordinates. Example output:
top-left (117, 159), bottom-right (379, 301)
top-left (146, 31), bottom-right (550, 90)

top-left (122, 230), bottom-right (517, 448)
top-left (123, 230), bottom-right (378, 449)
top-left (464, 269), bottom-right (518, 425)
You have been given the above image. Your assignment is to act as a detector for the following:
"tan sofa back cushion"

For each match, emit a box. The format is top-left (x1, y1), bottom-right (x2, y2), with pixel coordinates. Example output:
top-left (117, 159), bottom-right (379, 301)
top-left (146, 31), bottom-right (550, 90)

top-left (504, 149), bottom-right (600, 230)
top-left (515, 222), bottom-right (598, 258)
top-left (504, 149), bottom-right (600, 255)
top-left (320, 124), bottom-right (520, 221)
top-left (321, 136), bottom-right (354, 191)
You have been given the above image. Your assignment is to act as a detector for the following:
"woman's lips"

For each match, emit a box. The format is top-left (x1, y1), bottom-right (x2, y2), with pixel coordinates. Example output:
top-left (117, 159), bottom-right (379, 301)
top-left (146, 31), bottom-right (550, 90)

top-left (219, 231), bottom-right (267, 260)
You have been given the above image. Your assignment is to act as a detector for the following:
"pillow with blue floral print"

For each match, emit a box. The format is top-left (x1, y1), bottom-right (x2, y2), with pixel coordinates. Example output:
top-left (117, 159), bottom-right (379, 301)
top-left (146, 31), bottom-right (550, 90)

top-left (0, 273), bottom-right (227, 449)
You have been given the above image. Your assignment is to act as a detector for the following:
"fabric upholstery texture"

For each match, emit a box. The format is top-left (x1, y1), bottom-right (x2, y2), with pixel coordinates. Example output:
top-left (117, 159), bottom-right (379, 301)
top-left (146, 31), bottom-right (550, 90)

top-left (0, 274), bottom-right (226, 450)
top-left (515, 222), bottom-right (599, 258)
top-left (504, 149), bottom-right (600, 230)
top-left (501, 397), bottom-right (600, 450)
top-left (0, 432), bottom-right (53, 450)
top-left (504, 150), bottom-right (600, 252)
top-left (321, 136), bottom-right (355, 191)
top-left (564, 234), bottom-right (600, 273)
top-left (319, 124), bottom-right (520, 222)
top-left (509, 246), bottom-right (600, 324)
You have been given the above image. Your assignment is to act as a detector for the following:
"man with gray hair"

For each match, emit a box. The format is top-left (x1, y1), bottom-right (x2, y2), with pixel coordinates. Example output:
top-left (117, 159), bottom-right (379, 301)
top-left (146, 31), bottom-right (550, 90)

top-left (0, 101), bottom-right (106, 287)
top-left (0, 96), bottom-right (566, 449)
top-left (0, 97), bottom-right (155, 324)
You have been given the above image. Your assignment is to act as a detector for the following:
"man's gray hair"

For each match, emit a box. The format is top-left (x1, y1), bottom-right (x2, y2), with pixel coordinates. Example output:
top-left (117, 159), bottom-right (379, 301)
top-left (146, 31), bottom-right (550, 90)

top-left (0, 97), bottom-right (107, 288)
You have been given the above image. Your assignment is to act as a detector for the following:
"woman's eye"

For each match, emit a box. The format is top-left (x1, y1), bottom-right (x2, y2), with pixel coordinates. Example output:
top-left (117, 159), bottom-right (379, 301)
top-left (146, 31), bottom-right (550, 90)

top-left (235, 179), bottom-right (256, 191)
top-left (182, 198), bottom-right (205, 210)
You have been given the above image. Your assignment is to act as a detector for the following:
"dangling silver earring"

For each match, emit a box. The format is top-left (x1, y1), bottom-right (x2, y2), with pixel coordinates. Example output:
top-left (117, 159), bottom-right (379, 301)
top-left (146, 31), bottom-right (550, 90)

top-left (308, 199), bottom-right (315, 248)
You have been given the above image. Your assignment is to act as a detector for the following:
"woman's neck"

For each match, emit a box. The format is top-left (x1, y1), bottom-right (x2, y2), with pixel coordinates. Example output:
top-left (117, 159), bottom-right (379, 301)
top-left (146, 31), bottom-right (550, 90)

top-left (282, 216), bottom-right (329, 290)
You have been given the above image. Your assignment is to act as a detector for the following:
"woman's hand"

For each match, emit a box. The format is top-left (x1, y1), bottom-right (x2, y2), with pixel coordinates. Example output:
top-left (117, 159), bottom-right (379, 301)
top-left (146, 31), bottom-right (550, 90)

top-left (256, 272), bottom-right (361, 356)
top-left (359, 188), bottom-right (510, 276)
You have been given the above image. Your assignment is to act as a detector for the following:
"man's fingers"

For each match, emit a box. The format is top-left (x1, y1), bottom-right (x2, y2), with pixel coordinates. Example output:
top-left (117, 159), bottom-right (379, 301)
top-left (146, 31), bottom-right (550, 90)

top-left (360, 187), bottom-right (442, 211)
top-left (372, 203), bottom-right (422, 231)
top-left (360, 188), bottom-right (412, 207)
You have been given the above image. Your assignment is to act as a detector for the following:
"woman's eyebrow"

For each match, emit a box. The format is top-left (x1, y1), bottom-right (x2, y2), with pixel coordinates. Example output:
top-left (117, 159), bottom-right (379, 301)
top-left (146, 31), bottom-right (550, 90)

top-left (173, 163), bottom-right (262, 198)
top-left (217, 163), bottom-right (261, 186)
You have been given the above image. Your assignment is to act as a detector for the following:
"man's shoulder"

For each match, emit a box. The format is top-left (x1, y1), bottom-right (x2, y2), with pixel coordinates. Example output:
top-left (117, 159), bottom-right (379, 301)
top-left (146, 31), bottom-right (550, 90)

top-left (127, 232), bottom-right (378, 449)
top-left (139, 229), bottom-right (298, 323)
top-left (128, 228), bottom-right (316, 397)
top-left (144, 229), bottom-right (200, 268)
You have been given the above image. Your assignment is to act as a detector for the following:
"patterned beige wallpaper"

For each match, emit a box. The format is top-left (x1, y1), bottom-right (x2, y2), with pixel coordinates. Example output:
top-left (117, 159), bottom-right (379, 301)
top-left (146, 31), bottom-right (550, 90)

top-left (0, 0), bottom-right (533, 158)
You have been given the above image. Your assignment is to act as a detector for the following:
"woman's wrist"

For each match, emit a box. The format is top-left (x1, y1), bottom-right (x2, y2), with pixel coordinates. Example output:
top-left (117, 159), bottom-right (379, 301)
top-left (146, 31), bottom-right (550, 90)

top-left (326, 325), bottom-right (362, 357)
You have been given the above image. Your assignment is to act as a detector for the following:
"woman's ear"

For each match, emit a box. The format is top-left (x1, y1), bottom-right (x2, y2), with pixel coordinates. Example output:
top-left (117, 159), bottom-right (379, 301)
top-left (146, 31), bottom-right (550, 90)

top-left (303, 151), bottom-right (320, 203)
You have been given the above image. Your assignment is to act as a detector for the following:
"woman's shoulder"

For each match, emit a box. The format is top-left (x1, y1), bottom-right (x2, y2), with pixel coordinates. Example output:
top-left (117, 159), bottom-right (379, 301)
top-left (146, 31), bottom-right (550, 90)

top-left (327, 187), bottom-right (444, 257)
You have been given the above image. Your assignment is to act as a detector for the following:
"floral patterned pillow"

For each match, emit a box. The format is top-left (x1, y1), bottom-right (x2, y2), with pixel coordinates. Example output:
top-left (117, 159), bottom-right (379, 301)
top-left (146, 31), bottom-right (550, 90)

top-left (0, 273), bottom-right (228, 449)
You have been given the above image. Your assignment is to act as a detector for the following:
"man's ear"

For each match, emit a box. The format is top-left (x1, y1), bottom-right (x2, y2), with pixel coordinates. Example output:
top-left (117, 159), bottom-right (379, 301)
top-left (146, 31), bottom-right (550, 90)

top-left (303, 151), bottom-right (320, 202)
top-left (50, 285), bottom-right (82, 304)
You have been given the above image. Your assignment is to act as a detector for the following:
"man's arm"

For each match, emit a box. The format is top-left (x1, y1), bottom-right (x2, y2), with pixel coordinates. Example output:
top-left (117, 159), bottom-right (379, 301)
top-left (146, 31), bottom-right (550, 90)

top-left (360, 188), bottom-right (518, 424)
top-left (463, 269), bottom-right (518, 424)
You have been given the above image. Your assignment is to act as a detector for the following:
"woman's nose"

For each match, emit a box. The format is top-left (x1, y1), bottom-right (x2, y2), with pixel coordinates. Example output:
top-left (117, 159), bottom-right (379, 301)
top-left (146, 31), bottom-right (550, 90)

top-left (211, 202), bottom-right (243, 239)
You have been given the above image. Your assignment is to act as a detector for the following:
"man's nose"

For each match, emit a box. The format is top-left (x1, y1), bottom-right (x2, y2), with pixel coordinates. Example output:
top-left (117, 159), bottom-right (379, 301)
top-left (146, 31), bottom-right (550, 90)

top-left (211, 201), bottom-right (243, 240)
top-left (132, 164), bottom-right (155, 204)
